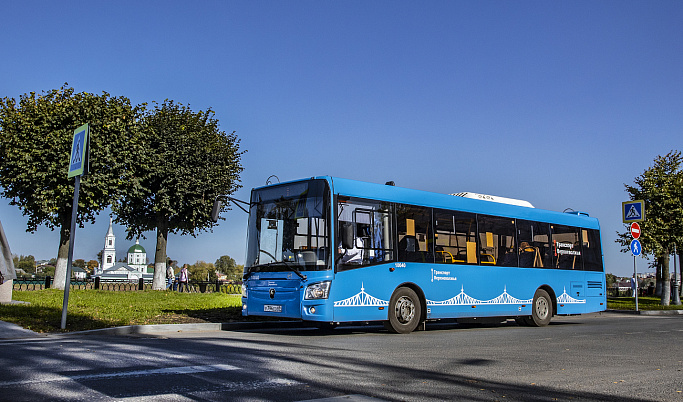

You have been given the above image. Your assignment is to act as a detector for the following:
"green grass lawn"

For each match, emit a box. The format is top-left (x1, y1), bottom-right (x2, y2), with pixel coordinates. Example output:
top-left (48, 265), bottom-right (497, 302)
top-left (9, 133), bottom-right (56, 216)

top-left (0, 289), bottom-right (243, 333)
top-left (607, 296), bottom-right (683, 311)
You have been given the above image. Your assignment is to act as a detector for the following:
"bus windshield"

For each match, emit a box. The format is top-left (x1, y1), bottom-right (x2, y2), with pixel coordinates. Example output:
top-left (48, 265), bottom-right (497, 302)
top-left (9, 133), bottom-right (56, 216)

top-left (245, 179), bottom-right (331, 275)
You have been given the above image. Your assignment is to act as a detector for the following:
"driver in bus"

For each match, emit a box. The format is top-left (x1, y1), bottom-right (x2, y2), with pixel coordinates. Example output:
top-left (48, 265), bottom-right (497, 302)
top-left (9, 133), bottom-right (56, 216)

top-left (340, 237), bottom-right (364, 264)
top-left (339, 223), bottom-right (365, 265)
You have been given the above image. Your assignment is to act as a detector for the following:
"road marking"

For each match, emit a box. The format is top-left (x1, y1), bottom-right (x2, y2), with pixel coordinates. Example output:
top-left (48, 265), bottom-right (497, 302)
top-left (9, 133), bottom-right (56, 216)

top-left (298, 395), bottom-right (387, 402)
top-left (0, 364), bottom-right (239, 387)
top-left (0, 338), bottom-right (82, 345)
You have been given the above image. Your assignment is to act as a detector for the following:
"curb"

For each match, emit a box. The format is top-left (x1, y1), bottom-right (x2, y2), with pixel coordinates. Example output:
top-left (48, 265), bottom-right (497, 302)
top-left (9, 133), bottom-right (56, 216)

top-left (68, 320), bottom-right (308, 337)
top-left (605, 309), bottom-right (683, 316)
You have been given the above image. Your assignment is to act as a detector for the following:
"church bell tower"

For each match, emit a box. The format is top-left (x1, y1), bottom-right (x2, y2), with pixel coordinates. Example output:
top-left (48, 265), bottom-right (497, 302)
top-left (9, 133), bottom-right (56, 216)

top-left (102, 218), bottom-right (116, 270)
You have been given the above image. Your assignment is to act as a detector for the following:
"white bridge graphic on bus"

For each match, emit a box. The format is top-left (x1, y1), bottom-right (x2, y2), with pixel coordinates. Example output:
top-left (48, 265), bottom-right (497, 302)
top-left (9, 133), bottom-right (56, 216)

top-left (333, 284), bottom-right (586, 307)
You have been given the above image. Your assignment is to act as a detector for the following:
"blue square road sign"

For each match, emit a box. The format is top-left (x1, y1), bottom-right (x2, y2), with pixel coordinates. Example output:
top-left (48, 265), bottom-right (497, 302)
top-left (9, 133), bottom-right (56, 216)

top-left (622, 200), bottom-right (645, 223)
top-left (68, 124), bottom-right (89, 178)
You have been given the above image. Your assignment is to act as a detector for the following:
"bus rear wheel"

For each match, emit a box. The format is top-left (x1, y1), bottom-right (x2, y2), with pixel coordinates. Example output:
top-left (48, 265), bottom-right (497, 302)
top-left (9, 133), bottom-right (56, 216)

top-left (384, 287), bottom-right (422, 334)
top-left (529, 288), bottom-right (552, 326)
top-left (515, 289), bottom-right (553, 327)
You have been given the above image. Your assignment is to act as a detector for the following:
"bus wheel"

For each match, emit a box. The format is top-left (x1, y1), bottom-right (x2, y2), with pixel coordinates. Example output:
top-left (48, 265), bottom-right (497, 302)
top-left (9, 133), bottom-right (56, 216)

top-left (529, 289), bottom-right (552, 327)
top-left (384, 287), bottom-right (422, 334)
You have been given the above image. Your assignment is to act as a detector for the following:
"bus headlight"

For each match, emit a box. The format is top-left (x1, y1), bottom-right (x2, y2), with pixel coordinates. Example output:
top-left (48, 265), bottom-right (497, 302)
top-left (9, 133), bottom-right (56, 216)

top-left (242, 285), bottom-right (247, 298)
top-left (304, 281), bottom-right (331, 300)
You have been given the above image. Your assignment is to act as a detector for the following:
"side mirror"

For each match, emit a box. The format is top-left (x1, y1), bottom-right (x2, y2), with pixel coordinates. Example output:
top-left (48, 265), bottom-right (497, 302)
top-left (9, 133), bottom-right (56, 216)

top-left (341, 223), bottom-right (354, 249)
top-left (211, 199), bottom-right (223, 222)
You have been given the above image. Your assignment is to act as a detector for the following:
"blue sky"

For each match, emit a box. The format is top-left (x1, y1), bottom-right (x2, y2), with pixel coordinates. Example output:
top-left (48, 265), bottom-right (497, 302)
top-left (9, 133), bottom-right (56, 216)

top-left (1, 1), bottom-right (682, 277)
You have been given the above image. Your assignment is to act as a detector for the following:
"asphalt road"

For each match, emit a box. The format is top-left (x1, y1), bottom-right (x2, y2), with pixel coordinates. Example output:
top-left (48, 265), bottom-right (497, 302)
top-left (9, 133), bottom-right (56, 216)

top-left (0, 313), bottom-right (681, 401)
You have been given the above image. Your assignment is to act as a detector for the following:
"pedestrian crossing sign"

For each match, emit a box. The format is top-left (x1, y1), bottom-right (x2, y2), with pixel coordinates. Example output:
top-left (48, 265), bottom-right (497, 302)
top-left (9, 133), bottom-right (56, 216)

top-left (622, 200), bottom-right (645, 223)
top-left (68, 124), bottom-right (90, 178)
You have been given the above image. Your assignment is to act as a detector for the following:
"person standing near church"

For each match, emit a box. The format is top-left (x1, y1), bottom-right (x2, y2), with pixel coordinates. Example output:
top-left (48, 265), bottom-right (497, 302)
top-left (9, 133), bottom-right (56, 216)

top-left (178, 264), bottom-right (190, 292)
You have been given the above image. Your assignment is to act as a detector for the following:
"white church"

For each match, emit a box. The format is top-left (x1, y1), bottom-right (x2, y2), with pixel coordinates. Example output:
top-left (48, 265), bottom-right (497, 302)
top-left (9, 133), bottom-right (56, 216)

top-left (93, 218), bottom-right (153, 282)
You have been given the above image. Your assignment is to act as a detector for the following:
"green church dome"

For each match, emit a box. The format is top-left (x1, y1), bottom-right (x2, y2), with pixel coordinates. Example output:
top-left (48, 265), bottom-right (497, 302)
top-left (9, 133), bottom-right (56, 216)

top-left (127, 241), bottom-right (146, 254)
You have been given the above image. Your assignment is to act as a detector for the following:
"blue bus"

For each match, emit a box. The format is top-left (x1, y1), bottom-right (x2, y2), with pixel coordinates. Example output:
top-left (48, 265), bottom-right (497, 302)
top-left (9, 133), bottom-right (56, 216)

top-left (230, 176), bottom-right (605, 333)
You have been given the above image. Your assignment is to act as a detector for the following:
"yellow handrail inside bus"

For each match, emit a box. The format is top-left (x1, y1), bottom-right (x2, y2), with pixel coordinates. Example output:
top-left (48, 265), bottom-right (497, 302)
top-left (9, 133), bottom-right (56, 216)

top-left (436, 250), bottom-right (455, 263)
top-left (480, 253), bottom-right (496, 265)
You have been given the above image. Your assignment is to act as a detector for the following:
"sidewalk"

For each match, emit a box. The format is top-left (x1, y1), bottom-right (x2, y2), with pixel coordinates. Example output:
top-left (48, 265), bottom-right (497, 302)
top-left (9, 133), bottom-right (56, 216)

top-left (0, 319), bottom-right (45, 339)
top-left (0, 300), bottom-right (45, 339)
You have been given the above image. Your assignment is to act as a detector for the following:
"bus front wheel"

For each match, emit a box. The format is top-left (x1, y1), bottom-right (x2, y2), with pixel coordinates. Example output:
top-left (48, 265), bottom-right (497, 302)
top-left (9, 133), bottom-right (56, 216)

top-left (384, 287), bottom-right (422, 334)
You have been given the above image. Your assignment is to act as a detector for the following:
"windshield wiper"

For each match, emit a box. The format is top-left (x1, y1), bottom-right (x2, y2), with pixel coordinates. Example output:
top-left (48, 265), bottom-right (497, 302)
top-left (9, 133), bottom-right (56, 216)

top-left (244, 250), bottom-right (307, 281)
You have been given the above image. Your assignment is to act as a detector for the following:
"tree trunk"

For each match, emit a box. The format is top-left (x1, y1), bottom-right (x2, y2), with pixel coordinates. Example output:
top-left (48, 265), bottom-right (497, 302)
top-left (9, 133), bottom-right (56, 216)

top-left (661, 251), bottom-right (671, 306)
top-left (153, 224), bottom-right (168, 290)
top-left (53, 221), bottom-right (71, 290)
top-left (679, 250), bottom-right (683, 299)
top-left (655, 259), bottom-right (663, 297)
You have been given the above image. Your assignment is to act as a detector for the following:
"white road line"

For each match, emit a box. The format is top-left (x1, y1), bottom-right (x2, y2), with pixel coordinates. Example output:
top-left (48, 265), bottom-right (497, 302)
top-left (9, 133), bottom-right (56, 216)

top-left (0, 364), bottom-right (239, 387)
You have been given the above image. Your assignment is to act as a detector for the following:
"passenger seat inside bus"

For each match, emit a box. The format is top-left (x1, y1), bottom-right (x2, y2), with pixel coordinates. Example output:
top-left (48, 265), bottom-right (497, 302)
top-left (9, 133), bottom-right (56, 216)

top-left (399, 235), bottom-right (421, 262)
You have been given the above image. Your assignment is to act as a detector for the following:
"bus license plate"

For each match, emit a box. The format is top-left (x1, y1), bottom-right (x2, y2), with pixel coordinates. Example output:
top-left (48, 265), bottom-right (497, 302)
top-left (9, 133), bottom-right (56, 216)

top-left (264, 305), bottom-right (282, 313)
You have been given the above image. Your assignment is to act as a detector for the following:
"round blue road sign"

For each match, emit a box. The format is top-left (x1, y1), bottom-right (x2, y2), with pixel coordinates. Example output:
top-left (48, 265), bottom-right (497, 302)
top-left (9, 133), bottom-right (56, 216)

top-left (630, 239), bottom-right (642, 256)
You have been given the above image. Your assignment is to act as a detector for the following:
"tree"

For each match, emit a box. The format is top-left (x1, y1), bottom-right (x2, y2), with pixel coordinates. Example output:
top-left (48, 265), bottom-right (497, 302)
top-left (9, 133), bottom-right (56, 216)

top-left (72, 259), bottom-right (86, 269)
top-left (0, 84), bottom-right (143, 289)
top-left (617, 151), bottom-right (683, 305)
top-left (37, 266), bottom-right (55, 279)
top-left (12, 254), bottom-right (35, 275)
top-left (673, 169), bottom-right (683, 301)
top-left (113, 100), bottom-right (244, 290)
top-left (215, 255), bottom-right (242, 279)
top-left (86, 260), bottom-right (99, 274)
top-left (188, 260), bottom-right (217, 282)
top-left (606, 273), bottom-right (617, 290)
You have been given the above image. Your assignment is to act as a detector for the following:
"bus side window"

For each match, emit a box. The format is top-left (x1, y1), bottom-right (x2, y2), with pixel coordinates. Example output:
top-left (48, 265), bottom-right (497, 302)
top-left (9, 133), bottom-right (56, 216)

top-left (517, 220), bottom-right (551, 268)
top-left (434, 209), bottom-right (477, 265)
top-left (397, 205), bottom-right (433, 263)
top-left (337, 198), bottom-right (394, 270)
top-left (477, 215), bottom-right (516, 267)
top-left (582, 229), bottom-right (603, 272)
top-left (552, 225), bottom-right (583, 269)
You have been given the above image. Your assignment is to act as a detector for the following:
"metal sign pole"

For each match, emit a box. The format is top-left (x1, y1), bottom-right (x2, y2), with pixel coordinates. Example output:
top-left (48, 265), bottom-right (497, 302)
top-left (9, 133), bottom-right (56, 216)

top-left (673, 244), bottom-right (681, 305)
top-left (61, 175), bottom-right (80, 329)
top-left (630, 238), bottom-right (641, 312)
top-left (62, 123), bottom-right (89, 330)
top-left (633, 255), bottom-right (638, 312)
